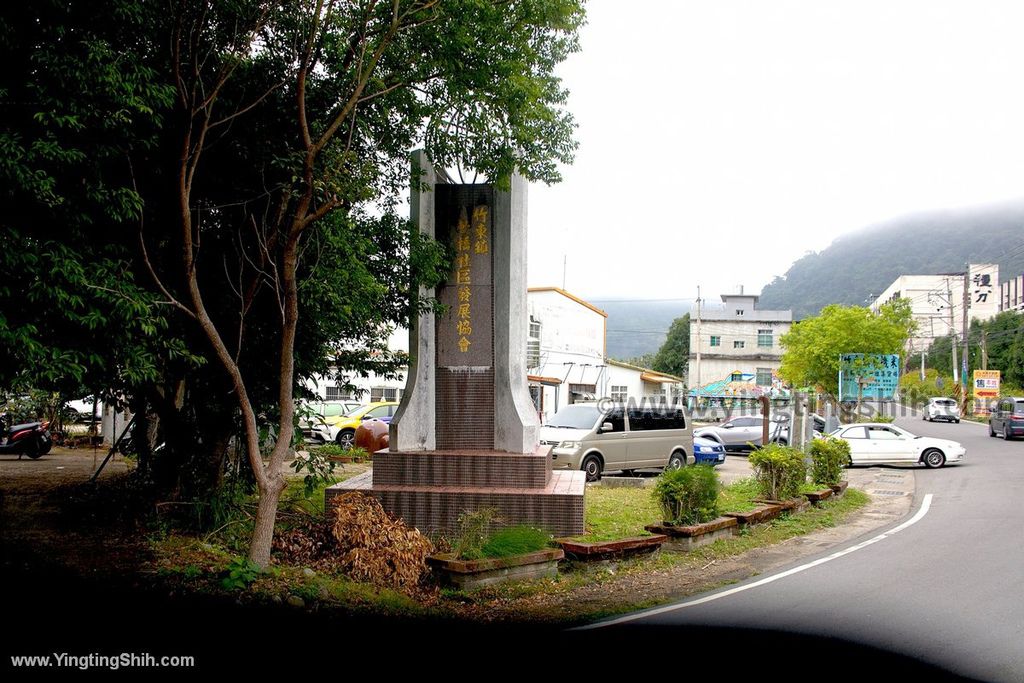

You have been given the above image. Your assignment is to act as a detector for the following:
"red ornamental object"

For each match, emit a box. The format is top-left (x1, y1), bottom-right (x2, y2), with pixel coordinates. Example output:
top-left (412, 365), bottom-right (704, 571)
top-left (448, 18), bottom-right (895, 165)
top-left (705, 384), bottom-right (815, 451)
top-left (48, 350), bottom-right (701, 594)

top-left (355, 418), bottom-right (390, 453)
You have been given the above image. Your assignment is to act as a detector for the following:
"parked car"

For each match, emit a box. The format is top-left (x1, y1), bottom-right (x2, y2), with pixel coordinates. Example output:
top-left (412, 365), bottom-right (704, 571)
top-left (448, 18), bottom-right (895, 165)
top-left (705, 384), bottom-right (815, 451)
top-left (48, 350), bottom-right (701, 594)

top-left (692, 435), bottom-right (726, 466)
top-left (539, 402), bottom-right (693, 482)
top-left (299, 400), bottom-right (363, 443)
top-left (988, 397), bottom-right (1024, 440)
top-left (829, 423), bottom-right (965, 468)
top-left (694, 416), bottom-right (790, 452)
top-left (923, 397), bottom-right (960, 423)
top-left (319, 402), bottom-right (399, 448)
top-left (64, 397), bottom-right (102, 423)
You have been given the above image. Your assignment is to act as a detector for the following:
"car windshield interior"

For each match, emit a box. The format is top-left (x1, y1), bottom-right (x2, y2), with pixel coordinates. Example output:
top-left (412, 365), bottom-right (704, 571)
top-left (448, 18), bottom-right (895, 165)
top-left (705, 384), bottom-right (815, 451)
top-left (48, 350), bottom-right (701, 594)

top-left (545, 404), bottom-right (601, 429)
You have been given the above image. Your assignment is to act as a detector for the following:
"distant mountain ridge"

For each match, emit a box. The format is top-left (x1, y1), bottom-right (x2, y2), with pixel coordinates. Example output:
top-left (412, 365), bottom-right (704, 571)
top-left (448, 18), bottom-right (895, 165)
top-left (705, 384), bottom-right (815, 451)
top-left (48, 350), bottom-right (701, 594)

top-left (758, 201), bottom-right (1024, 319)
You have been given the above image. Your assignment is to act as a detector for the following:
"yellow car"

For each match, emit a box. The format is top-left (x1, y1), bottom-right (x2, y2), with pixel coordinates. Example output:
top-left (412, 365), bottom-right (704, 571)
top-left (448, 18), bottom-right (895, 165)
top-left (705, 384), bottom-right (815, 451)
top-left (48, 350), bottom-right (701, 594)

top-left (325, 402), bottom-right (399, 448)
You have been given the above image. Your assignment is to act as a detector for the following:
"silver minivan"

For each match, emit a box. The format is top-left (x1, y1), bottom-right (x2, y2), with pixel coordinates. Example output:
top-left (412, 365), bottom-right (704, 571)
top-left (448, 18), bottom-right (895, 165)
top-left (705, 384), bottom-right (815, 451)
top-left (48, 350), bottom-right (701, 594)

top-left (539, 401), bottom-right (694, 482)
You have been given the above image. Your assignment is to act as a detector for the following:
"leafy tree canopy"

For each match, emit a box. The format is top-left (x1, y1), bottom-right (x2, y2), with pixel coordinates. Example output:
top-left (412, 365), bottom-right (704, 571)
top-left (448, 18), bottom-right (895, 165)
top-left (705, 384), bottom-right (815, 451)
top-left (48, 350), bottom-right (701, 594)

top-left (652, 314), bottom-right (689, 378)
top-left (778, 299), bottom-right (916, 396)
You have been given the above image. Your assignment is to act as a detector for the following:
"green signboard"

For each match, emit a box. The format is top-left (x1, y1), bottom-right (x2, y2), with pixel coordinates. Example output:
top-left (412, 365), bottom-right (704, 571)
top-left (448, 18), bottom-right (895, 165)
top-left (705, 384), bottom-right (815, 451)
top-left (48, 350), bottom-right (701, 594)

top-left (838, 353), bottom-right (900, 401)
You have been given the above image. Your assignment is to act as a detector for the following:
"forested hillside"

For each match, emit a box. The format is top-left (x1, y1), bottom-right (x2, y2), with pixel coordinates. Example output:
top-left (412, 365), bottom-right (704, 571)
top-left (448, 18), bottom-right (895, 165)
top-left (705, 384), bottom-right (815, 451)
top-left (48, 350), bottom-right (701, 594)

top-left (758, 202), bottom-right (1024, 319)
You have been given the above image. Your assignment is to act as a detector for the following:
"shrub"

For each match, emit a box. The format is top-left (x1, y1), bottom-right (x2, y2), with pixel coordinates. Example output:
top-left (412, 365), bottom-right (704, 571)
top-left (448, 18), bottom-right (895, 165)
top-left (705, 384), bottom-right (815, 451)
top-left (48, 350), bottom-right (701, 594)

top-left (809, 438), bottom-right (850, 486)
top-left (749, 443), bottom-right (806, 501)
top-left (653, 465), bottom-right (720, 526)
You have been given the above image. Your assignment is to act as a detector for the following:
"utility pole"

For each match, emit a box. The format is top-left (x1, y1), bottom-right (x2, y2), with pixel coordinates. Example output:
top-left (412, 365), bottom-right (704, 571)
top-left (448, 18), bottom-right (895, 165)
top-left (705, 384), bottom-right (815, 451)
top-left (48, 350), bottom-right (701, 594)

top-left (961, 267), bottom-right (970, 392)
top-left (695, 286), bottom-right (702, 410)
top-left (920, 347), bottom-right (926, 381)
top-left (981, 329), bottom-right (988, 370)
top-left (947, 278), bottom-right (958, 384)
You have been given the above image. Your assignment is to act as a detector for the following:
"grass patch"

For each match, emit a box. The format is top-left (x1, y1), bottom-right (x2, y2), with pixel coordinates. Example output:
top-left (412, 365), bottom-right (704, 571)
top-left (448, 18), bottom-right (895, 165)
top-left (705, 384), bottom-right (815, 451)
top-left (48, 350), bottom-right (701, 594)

top-left (718, 477), bottom-right (759, 512)
top-left (573, 476), bottom-right (764, 543)
top-left (460, 525), bottom-right (551, 560)
top-left (575, 486), bottom-right (661, 542)
top-left (650, 487), bottom-right (870, 572)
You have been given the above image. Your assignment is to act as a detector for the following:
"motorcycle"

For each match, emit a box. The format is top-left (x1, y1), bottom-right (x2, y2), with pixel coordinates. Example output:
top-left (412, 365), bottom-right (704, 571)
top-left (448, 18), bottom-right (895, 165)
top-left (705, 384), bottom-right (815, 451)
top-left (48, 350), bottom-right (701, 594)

top-left (0, 413), bottom-right (53, 459)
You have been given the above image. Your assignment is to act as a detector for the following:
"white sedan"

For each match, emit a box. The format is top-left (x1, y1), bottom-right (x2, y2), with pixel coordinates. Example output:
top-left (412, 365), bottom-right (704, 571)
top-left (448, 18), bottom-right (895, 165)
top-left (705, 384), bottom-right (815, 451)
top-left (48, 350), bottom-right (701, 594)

top-left (830, 423), bottom-right (966, 468)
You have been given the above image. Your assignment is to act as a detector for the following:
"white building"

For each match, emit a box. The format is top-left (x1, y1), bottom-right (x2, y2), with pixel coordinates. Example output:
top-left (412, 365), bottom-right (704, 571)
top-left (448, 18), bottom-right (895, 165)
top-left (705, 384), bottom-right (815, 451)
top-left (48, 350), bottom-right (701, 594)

top-left (1001, 273), bottom-right (1024, 313)
top-left (305, 326), bottom-right (410, 404)
top-left (687, 290), bottom-right (792, 399)
top-left (526, 287), bottom-right (683, 423)
top-left (871, 263), bottom-right (1000, 353)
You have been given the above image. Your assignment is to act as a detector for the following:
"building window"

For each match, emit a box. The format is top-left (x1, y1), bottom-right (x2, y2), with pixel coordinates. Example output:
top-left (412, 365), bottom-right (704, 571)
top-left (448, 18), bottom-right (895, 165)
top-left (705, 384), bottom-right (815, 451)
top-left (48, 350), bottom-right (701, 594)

top-left (757, 329), bottom-right (773, 348)
top-left (526, 339), bottom-right (540, 369)
top-left (368, 387), bottom-right (391, 403)
top-left (527, 318), bottom-right (541, 369)
top-left (610, 385), bottom-right (628, 402)
top-left (756, 368), bottom-right (773, 386)
top-left (710, 336), bottom-right (721, 347)
top-left (730, 372), bottom-right (744, 382)
top-left (736, 309), bottom-right (745, 316)
top-left (734, 340), bottom-right (745, 349)
top-left (325, 385), bottom-right (352, 401)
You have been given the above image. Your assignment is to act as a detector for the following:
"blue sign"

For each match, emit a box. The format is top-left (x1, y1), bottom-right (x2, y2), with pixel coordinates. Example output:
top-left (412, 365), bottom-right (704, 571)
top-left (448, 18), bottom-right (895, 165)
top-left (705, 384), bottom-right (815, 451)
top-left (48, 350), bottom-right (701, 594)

top-left (838, 353), bottom-right (900, 401)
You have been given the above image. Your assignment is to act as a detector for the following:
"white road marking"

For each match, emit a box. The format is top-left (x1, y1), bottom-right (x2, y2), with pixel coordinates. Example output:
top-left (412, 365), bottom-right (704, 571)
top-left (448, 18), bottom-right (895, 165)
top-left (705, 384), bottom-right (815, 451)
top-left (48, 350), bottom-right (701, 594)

top-left (574, 493), bottom-right (934, 630)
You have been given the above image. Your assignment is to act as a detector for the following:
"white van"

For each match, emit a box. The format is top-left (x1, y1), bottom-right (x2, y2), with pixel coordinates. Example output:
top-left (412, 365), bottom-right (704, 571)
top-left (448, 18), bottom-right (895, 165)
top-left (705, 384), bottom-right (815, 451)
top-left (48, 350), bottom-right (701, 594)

top-left (539, 401), bottom-right (694, 482)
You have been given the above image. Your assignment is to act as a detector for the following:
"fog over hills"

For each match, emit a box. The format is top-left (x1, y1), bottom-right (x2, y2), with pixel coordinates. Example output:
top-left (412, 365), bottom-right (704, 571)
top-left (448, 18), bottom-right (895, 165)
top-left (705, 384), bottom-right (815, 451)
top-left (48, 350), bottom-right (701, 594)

top-left (599, 200), bottom-right (1024, 359)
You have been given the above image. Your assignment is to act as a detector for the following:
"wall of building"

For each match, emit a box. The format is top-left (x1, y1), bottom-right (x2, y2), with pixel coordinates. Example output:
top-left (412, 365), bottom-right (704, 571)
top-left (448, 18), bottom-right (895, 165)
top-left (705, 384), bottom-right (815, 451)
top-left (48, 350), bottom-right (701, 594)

top-left (872, 263), bottom-right (1000, 351)
top-left (526, 288), bottom-right (608, 422)
top-left (688, 293), bottom-right (791, 391)
top-left (1002, 273), bottom-right (1024, 312)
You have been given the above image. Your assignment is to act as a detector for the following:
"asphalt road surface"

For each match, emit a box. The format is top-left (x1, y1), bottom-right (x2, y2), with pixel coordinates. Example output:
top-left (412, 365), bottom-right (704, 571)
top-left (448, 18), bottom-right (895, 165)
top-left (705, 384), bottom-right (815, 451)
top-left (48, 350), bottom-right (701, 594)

top-left (577, 414), bottom-right (1024, 681)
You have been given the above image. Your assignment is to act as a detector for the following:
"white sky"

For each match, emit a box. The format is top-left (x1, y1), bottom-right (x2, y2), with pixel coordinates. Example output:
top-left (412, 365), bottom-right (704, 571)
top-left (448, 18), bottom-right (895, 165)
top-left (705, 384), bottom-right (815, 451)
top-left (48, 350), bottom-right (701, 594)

top-left (526, 0), bottom-right (1024, 302)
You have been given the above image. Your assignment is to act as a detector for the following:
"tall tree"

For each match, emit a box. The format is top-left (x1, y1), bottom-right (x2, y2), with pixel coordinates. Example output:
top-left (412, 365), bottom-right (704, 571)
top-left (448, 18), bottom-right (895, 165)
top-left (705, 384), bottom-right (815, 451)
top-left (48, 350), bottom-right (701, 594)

top-left (778, 299), bottom-right (916, 397)
top-left (652, 314), bottom-right (690, 378)
top-left (139, 0), bottom-right (584, 567)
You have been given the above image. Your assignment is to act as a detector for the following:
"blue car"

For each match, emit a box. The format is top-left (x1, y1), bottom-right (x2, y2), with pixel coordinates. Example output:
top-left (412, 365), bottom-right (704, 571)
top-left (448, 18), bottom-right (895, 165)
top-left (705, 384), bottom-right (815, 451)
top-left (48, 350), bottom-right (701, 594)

top-left (693, 436), bottom-right (726, 466)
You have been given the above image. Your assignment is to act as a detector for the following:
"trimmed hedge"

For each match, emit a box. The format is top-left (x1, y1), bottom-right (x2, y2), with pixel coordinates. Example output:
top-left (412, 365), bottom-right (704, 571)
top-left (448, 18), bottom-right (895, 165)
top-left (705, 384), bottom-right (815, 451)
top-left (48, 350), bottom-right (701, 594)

top-left (809, 438), bottom-right (850, 486)
top-left (749, 444), bottom-right (806, 501)
top-left (653, 465), bottom-right (720, 526)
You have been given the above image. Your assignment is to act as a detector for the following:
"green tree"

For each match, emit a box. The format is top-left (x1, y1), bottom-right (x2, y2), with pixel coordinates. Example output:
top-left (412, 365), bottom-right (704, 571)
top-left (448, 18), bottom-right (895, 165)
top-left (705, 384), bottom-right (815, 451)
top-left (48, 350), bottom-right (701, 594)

top-left (141, 0), bottom-right (584, 567)
top-left (652, 314), bottom-right (690, 378)
top-left (1, 0), bottom-right (585, 568)
top-left (778, 299), bottom-right (916, 397)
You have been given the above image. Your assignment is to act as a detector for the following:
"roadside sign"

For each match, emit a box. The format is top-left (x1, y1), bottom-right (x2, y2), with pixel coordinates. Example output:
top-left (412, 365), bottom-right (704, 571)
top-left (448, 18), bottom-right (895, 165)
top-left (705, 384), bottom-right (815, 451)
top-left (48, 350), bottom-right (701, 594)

top-left (973, 370), bottom-right (1000, 416)
top-left (838, 353), bottom-right (900, 401)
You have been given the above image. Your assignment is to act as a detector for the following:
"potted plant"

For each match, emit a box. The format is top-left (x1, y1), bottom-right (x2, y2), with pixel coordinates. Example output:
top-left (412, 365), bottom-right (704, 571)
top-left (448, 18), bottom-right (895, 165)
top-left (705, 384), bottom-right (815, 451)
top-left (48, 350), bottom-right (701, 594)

top-left (808, 437), bottom-right (851, 500)
top-left (645, 465), bottom-right (738, 551)
top-left (427, 510), bottom-right (563, 591)
top-left (735, 444), bottom-right (806, 523)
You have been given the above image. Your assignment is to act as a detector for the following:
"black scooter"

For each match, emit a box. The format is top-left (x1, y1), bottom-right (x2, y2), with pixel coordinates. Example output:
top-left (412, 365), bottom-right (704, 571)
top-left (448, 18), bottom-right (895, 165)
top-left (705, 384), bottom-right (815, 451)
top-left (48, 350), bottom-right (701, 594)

top-left (0, 414), bottom-right (52, 459)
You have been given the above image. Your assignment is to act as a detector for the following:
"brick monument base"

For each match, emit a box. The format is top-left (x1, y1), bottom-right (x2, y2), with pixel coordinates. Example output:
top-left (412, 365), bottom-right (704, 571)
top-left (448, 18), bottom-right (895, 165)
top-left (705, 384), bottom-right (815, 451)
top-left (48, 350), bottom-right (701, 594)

top-left (326, 446), bottom-right (586, 537)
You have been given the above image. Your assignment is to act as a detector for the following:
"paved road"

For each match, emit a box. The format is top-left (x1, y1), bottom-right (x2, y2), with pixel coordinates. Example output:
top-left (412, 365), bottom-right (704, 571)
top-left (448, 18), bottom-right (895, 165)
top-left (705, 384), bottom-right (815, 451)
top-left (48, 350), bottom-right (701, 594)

top-left (581, 415), bottom-right (1024, 681)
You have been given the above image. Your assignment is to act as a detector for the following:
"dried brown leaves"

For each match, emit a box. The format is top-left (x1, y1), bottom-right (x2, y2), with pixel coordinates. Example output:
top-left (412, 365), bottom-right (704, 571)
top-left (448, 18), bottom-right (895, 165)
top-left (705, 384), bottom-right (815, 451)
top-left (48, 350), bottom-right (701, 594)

top-left (329, 492), bottom-right (434, 590)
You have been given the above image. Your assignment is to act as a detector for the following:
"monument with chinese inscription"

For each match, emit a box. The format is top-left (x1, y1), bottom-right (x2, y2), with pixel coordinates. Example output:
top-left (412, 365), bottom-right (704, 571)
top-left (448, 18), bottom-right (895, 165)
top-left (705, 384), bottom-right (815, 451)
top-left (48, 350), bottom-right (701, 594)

top-left (327, 151), bottom-right (586, 537)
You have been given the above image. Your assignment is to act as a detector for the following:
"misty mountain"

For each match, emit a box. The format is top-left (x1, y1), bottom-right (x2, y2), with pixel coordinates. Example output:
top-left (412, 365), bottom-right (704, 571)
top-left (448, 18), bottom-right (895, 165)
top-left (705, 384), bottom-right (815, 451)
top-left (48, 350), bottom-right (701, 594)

top-left (758, 201), bottom-right (1024, 319)
top-left (594, 299), bottom-right (692, 361)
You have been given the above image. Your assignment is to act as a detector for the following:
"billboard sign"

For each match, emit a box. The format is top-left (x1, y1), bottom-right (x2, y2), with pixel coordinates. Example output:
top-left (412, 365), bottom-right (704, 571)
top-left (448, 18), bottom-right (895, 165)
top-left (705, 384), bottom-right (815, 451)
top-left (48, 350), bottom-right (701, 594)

top-left (839, 353), bottom-right (901, 401)
top-left (973, 370), bottom-right (1001, 416)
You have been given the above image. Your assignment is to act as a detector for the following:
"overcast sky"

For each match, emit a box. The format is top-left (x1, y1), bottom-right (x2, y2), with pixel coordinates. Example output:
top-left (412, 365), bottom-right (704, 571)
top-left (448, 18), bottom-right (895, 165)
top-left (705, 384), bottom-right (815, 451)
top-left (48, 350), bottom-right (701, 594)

top-left (526, 0), bottom-right (1024, 303)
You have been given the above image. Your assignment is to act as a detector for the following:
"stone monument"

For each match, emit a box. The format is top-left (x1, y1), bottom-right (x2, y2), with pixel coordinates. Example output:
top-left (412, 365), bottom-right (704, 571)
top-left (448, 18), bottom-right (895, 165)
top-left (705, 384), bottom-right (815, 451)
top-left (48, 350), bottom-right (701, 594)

top-left (327, 151), bottom-right (585, 537)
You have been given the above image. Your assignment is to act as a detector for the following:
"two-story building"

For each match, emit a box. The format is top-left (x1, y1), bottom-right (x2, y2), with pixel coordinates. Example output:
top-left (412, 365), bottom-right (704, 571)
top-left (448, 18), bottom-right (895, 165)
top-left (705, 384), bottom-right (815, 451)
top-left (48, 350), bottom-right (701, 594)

top-left (687, 290), bottom-right (792, 402)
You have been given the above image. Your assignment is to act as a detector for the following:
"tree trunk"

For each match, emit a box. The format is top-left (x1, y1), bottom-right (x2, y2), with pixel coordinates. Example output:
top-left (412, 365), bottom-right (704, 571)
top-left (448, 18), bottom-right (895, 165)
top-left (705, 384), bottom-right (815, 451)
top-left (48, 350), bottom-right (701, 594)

top-left (247, 468), bottom-right (286, 568)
